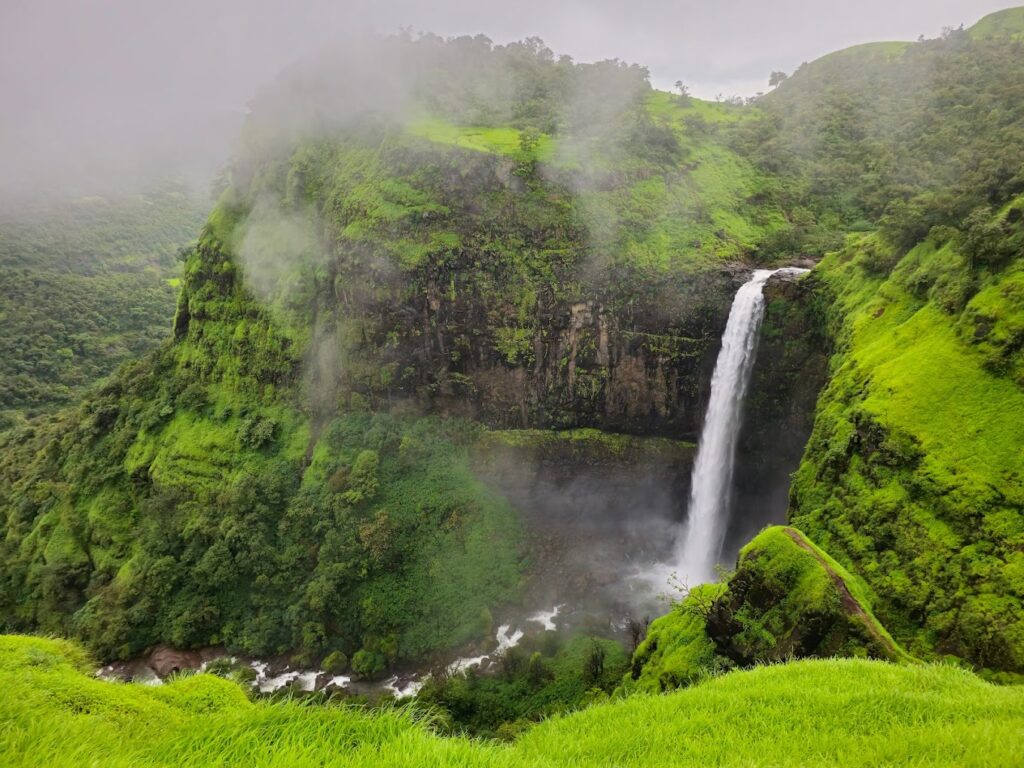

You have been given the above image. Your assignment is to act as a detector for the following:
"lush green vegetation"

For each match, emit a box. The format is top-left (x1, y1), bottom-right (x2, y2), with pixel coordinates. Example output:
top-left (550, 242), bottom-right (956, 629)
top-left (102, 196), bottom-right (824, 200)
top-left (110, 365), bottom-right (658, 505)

top-left (3, 635), bottom-right (1021, 767)
top-left (0, 34), bottom-right (790, 672)
top-left (621, 582), bottom-right (725, 693)
top-left (792, 196), bottom-right (1024, 678)
top-left (0, 188), bottom-right (206, 425)
top-left (737, 16), bottom-right (1024, 258)
top-left (0, 395), bottom-right (521, 665)
top-left (626, 527), bottom-right (909, 693)
top-left (2, 18), bottom-right (1024, 762)
top-left (970, 6), bottom-right (1024, 39)
top-left (417, 634), bottom-right (629, 739)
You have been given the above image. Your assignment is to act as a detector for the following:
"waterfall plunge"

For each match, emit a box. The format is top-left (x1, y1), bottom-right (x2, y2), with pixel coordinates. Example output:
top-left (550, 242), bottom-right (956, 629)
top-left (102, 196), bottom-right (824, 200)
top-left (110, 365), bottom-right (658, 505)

top-left (674, 268), bottom-right (808, 587)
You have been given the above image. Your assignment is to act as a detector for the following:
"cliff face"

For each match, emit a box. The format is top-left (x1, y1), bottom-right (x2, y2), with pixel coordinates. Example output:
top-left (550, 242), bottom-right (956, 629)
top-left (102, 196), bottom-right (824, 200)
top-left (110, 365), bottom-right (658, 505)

top-left (790, 201), bottom-right (1024, 677)
top-left (225, 134), bottom-right (752, 441)
top-left (321, 261), bottom-right (740, 438)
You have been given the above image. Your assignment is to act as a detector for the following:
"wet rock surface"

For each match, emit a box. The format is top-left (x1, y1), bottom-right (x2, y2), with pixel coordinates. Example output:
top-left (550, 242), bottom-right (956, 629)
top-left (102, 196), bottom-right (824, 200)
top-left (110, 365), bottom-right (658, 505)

top-left (345, 265), bottom-right (744, 439)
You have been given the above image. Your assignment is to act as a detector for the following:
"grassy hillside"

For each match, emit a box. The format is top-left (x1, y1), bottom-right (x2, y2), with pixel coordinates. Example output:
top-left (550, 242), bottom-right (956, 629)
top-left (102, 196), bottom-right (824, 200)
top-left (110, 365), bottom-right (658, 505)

top-left (792, 197), bottom-right (1024, 676)
top-left (970, 7), bottom-right (1024, 39)
top-left (0, 189), bottom-right (206, 425)
top-left (2, 635), bottom-right (1021, 767)
top-left (741, 22), bottom-right (1024, 256)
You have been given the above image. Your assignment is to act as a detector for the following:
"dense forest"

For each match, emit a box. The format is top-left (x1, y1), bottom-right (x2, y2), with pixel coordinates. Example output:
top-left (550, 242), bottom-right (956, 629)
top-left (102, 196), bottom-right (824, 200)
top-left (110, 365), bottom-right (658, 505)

top-left (0, 188), bottom-right (207, 427)
top-left (1, 6), bottom-right (1023, 765)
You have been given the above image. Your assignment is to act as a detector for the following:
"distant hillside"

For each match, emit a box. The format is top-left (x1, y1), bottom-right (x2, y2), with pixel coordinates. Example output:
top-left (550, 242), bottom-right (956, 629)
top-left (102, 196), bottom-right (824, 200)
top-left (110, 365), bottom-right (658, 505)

top-left (0, 190), bottom-right (207, 426)
top-left (742, 19), bottom-right (1024, 254)
top-left (970, 6), bottom-right (1024, 39)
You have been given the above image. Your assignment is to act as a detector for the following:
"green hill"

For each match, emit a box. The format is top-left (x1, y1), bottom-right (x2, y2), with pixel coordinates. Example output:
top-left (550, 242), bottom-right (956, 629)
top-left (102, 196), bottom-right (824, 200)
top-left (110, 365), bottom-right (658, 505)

top-left (747, 22), bottom-right (1024, 249)
top-left (792, 197), bottom-right (1024, 677)
top-left (2, 635), bottom-right (1021, 768)
top-left (970, 7), bottom-right (1024, 39)
top-left (626, 526), bottom-right (911, 694)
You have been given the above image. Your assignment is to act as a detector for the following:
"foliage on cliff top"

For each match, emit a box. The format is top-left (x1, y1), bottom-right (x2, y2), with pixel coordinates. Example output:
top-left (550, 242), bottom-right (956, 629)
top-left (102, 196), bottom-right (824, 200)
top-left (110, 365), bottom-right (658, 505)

top-left (3, 635), bottom-right (1021, 768)
top-left (738, 24), bottom-right (1024, 256)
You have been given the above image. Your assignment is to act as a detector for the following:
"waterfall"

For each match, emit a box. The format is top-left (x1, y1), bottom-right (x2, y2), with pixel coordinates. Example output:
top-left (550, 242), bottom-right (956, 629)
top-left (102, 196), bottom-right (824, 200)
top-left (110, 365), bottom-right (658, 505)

top-left (674, 267), bottom-right (808, 586)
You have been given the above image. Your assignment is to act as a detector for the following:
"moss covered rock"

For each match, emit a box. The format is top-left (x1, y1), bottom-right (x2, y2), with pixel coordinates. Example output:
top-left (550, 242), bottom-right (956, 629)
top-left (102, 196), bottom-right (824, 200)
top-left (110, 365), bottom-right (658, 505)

top-left (706, 527), bottom-right (907, 666)
top-left (628, 526), bottom-right (908, 692)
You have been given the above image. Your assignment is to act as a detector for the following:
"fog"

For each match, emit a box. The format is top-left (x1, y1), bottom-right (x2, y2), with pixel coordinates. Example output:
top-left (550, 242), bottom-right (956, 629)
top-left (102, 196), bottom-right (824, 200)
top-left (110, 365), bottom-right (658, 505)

top-left (1, 0), bottom-right (1015, 201)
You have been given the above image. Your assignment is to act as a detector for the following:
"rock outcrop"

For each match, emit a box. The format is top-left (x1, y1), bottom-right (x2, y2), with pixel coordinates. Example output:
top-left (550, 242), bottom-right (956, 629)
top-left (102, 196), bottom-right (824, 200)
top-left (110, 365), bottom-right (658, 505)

top-left (625, 526), bottom-right (908, 693)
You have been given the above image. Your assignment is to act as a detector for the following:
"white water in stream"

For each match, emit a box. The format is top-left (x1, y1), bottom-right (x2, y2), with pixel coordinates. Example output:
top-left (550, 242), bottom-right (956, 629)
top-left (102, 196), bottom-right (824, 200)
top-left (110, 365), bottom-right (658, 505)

top-left (674, 268), bottom-right (808, 586)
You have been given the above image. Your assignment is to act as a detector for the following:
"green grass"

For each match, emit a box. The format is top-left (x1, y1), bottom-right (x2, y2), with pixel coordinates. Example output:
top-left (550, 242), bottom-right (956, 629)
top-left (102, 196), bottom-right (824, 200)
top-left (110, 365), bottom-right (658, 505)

top-left (404, 99), bottom-right (788, 271)
top-left (624, 582), bottom-right (726, 693)
top-left (969, 7), bottom-right (1024, 39)
top-left (407, 117), bottom-right (555, 161)
top-left (2, 635), bottom-right (1021, 767)
top-left (482, 427), bottom-right (695, 460)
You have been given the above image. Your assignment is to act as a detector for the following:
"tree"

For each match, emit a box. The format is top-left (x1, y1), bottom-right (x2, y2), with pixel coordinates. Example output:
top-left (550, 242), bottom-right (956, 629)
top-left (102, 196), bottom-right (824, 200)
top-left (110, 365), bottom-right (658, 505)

top-left (674, 80), bottom-right (691, 105)
top-left (527, 652), bottom-right (551, 685)
top-left (322, 650), bottom-right (348, 674)
top-left (959, 205), bottom-right (1011, 269)
top-left (769, 71), bottom-right (789, 88)
top-left (627, 617), bottom-right (650, 653)
top-left (582, 640), bottom-right (606, 685)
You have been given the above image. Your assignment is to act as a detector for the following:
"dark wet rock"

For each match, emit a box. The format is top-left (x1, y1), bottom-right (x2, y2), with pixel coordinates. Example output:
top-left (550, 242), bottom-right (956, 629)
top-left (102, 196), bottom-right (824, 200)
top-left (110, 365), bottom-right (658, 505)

top-left (147, 645), bottom-right (222, 677)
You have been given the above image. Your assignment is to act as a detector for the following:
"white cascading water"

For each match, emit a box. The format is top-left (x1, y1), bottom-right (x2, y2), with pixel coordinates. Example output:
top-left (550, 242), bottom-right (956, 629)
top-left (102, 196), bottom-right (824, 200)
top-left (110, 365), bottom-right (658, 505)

top-left (674, 267), bottom-right (809, 586)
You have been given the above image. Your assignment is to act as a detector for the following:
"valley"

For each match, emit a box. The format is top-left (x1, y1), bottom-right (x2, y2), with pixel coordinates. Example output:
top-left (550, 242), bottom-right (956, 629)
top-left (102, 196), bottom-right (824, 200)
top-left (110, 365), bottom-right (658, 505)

top-left (1, 6), bottom-right (1023, 764)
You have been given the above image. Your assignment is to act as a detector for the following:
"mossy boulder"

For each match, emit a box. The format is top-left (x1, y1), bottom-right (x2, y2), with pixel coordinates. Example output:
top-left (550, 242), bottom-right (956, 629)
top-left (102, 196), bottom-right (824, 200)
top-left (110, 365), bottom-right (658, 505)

top-left (706, 527), bottom-right (906, 666)
top-left (627, 526), bottom-right (909, 692)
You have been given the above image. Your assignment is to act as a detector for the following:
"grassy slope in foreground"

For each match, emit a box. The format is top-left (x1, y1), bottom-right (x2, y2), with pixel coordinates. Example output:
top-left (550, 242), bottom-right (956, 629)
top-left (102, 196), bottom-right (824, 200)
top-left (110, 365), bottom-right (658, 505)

top-left (2, 635), bottom-right (1022, 767)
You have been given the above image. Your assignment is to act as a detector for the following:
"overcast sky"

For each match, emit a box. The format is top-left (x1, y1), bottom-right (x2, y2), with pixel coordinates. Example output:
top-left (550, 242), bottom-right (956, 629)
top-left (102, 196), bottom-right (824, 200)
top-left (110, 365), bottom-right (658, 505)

top-left (0, 0), bottom-right (1017, 198)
